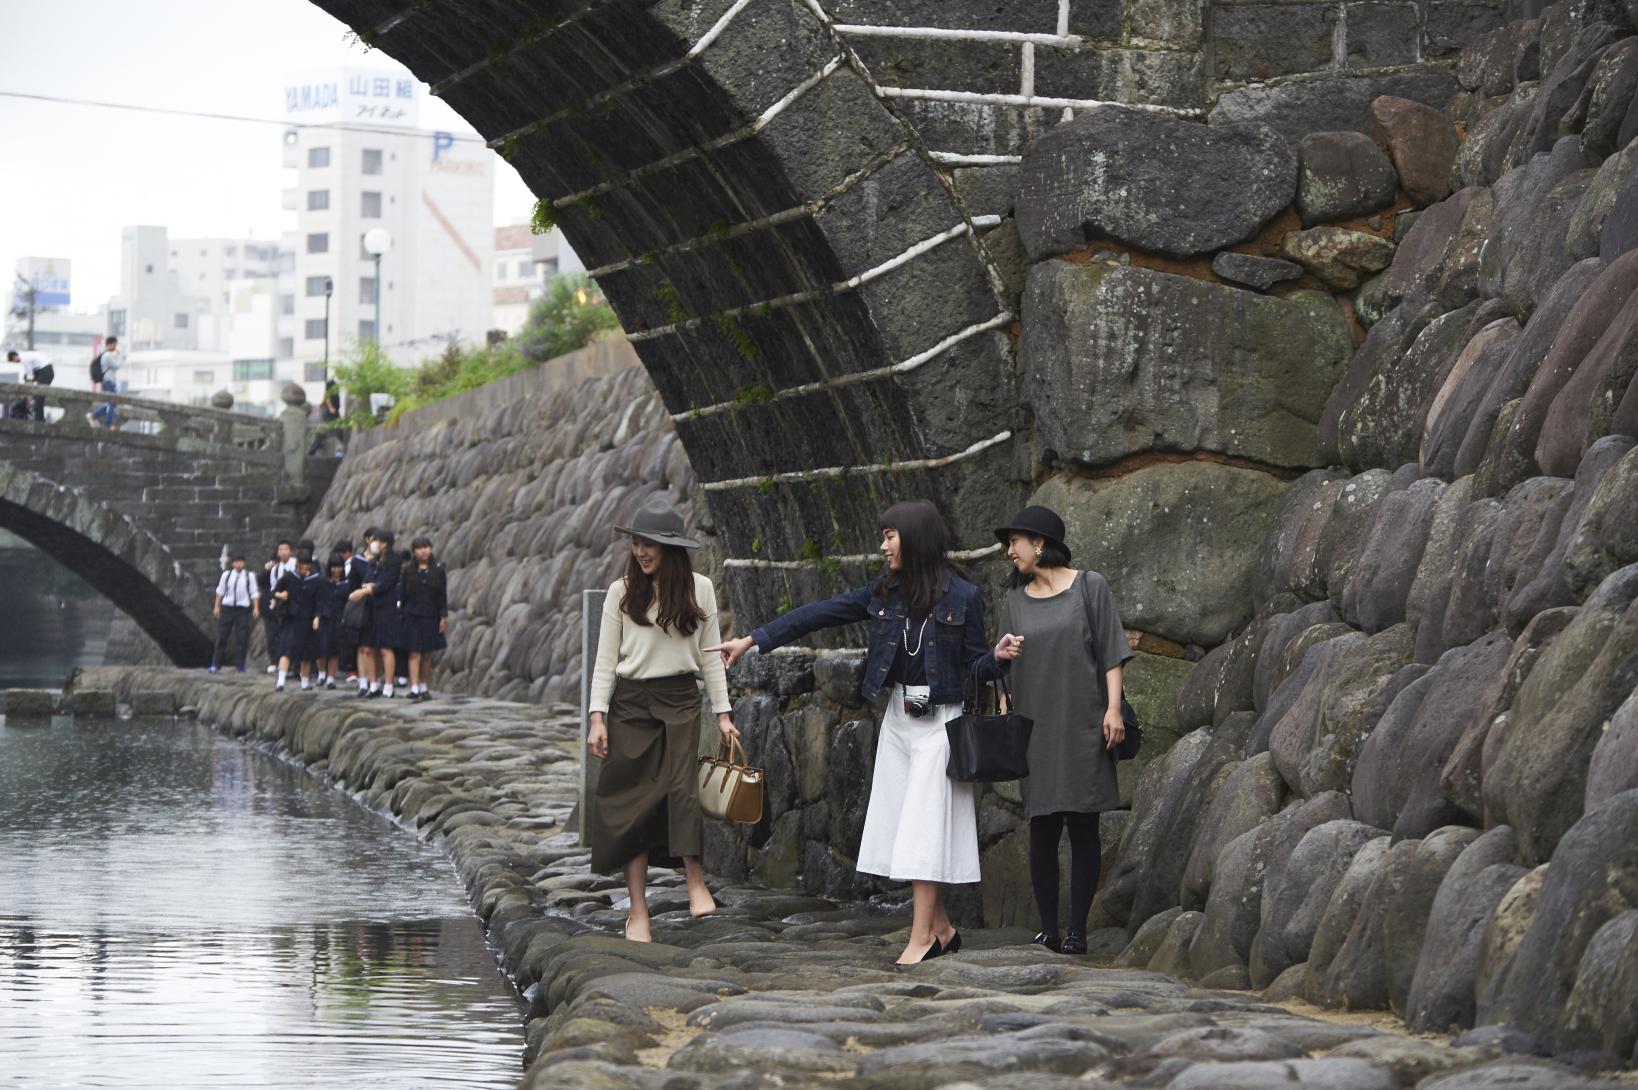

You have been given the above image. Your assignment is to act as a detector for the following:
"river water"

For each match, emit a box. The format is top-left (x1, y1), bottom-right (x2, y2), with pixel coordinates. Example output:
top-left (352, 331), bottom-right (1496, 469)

top-left (0, 714), bottom-right (527, 1089)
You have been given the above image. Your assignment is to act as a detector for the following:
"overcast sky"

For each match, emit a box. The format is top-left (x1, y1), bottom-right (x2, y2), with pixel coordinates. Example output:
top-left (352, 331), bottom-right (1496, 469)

top-left (0, 0), bottom-right (537, 311)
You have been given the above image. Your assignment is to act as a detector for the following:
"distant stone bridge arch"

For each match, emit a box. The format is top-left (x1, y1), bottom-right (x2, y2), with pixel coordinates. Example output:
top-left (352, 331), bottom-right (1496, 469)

top-left (318, 0), bottom-right (1494, 622)
top-left (0, 385), bottom-right (334, 665)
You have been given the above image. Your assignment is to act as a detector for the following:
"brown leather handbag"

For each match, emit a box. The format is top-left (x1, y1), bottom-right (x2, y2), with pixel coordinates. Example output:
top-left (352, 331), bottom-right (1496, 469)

top-left (697, 736), bottom-right (765, 824)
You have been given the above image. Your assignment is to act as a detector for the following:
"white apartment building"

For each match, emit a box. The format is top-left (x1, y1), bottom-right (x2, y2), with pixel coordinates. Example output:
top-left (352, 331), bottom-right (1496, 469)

top-left (280, 67), bottom-right (495, 376)
top-left (492, 223), bottom-right (584, 335)
top-left (105, 226), bottom-right (279, 355)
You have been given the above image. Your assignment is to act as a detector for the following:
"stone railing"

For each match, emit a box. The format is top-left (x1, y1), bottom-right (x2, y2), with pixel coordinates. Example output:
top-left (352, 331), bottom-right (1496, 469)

top-left (0, 382), bottom-right (284, 455)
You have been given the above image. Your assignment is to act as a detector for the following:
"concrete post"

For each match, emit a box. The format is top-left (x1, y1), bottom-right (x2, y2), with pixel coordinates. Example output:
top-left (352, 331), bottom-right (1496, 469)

top-left (578, 587), bottom-right (606, 846)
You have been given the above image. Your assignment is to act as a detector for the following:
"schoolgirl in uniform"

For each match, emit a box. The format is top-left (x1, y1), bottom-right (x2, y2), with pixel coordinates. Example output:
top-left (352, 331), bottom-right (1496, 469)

top-left (399, 537), bottom-right (448, 702)
top-left (273, 552), bottom-right (322, 691)
top-left (349, 529), bottom-right (401, 698)
top-left (315, 553), bottom-right (350, 689)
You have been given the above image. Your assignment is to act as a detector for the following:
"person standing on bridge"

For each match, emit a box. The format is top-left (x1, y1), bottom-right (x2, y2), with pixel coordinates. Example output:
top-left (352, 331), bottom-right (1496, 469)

top-left (586, 499), bottom-right (738, 941)
top-left (708, 499), bottom-right (989, 968)
top-left (86, 336), bottom-right (120, 431)
top-left (349, 530), bottom-right (401, 698)
top-left (20, 350), bottom-right (54, 421)
top-left (209, 552), bottom-right (260, 673)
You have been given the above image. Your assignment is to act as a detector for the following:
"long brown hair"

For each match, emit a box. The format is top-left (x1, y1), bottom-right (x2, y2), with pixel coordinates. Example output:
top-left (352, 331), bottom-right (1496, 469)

top-left (622, 543), bottom-right (706, 635)
top-left (876, 499), bottom-right (965, 613)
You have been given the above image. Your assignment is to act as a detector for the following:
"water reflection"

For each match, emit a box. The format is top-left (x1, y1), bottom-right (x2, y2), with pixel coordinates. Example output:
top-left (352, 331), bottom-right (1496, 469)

top-left (0, 718), bottom-right (526, 1089)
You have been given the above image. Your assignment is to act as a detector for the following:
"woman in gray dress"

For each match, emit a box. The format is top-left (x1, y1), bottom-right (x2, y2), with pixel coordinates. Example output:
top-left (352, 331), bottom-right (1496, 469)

top-left (987, 505), bottom-right (1134, 955)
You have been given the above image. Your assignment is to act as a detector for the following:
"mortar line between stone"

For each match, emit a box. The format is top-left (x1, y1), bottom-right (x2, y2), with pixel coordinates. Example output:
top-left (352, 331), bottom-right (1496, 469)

top-left (627, 217), bottom-right (998, 344)
top-left (876, 86), bottom-right (1205, 116)
top-left (702, 429), bottom-right (1014, 492)
top-left (670, 307), bottom-right (1011, 420)
top-left (831, 23), bottom-right (1080, 47)
top-left (1057, 0), bottom-right (1071, 37)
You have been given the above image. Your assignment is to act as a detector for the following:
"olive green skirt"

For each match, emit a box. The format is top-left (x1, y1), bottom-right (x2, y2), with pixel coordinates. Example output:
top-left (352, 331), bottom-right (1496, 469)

top-left (590, 673), bottom-right (703, 873)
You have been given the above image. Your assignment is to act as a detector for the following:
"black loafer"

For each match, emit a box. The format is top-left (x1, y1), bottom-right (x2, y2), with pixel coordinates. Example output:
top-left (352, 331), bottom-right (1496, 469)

top-left (1031, 930), bottom-right (1062, 953)
top-left (1061, 931), bottom-right (1089, 956)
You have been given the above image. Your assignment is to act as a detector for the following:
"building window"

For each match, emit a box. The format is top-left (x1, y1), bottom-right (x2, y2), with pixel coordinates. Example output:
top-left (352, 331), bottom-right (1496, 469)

top-left (306, 233), bottom-right (328, 254)
top-left (280, 293), bottom-right (295, 316)
top-left (175, 313), bottom-right (189, 329)
top-left (308, 146), bottom-right (330, 168)
top-left (359, 276), bottom-right (377, 304)
top-left (362, 148), bottom-right (383, 175)
top-left (225, 245), bottom-right (238, 257)
top-left (358, 319), bottom-right (376, 341)
top-left (110, 310), bottom-right (126, 336)
top-left (307, 189), bottom-right (330, 211)
top-left (541, 257), bottom-right (559, 276)
top-left (233, 359), bottom-right (274, 381)
top-left (360, 191), bottom-right (382, 218)
top-left (194, 370), bottom-right (214, 385)
top-left (305, 318), bottom-right (327, 340)
top-left (277, 337), bottom-right (294, 358)
top-left (145, 264), bottom-right (154, 274)
top-left (304, 361), bottom-right (329, 382)
top-left (305, 276), bottom-right (329, 297)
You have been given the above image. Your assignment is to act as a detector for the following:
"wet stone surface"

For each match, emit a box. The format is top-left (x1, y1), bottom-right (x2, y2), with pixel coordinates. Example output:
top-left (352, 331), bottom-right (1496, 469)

top-left (89, 667), bottom-right (1633, 1090)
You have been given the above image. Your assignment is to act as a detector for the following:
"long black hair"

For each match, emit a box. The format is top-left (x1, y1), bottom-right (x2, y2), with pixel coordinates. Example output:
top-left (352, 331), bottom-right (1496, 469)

top-left (623, 543), bottom-right (706, 636)
top-left (876, 499), bottom-right (965, 613)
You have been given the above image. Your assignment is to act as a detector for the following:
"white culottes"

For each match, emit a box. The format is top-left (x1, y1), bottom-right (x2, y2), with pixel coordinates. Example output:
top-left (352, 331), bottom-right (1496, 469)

top-left (855, 684), bottom-right (980, 884)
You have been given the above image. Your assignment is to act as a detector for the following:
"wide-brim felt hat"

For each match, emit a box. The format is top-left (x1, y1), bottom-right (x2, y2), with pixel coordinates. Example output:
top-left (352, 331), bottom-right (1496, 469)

top-left (994, 505), bottom-right (1072, 562)
top-left (615, 499), bottom-right (702, 549)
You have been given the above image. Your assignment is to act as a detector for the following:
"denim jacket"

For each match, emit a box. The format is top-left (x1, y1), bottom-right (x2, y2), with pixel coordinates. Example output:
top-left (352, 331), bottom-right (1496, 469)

top-left (750, 571), bottom-right (990, 707)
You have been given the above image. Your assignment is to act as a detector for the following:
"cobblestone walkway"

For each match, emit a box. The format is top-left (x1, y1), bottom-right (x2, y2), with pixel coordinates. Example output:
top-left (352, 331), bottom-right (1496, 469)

top-left (71, 669), bottom-right (1634, 1090)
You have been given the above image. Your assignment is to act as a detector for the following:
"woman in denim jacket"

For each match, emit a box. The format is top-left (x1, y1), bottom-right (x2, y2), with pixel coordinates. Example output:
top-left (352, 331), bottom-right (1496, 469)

top-left (711, 499), bottom-right (989, 967)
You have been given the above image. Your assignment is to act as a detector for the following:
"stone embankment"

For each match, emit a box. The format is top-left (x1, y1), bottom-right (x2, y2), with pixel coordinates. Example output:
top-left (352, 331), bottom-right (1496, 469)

top-left (302, 339), bottom-right (702, 706)
top-left (76, 666), bottom-right (1635, 1090)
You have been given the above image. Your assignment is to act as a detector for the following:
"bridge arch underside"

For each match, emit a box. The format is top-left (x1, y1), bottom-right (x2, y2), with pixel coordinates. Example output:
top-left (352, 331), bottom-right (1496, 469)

top-left (0, 471), bottom-right (214, 668)
top-left (320, 0), bottom-right (1025, 624)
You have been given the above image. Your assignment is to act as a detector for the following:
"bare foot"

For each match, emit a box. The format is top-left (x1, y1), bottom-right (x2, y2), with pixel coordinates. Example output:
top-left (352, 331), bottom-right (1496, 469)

top-left (688, 890), bottom-right (718, 918)
top-left (623, 916), bottom-right (653, 943)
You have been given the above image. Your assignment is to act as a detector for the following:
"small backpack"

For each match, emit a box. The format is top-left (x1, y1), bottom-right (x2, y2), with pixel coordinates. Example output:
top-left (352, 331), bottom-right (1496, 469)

top-left (89, 352), bottom-right (105, 384)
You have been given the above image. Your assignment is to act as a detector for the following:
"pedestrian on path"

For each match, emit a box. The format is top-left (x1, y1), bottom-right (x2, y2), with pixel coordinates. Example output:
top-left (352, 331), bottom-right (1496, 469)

top-left (314, 553), bottom-right (349, 689)
top-left (209, 552), bottom-right (260, 672)
top-left (587, 498), bottom-right (738, 943)
top-left (399, 536), bottom-right (447, 702)
top-left (984, 505), bottom-right (1134, 956)
top-left (709, 499), bottom-right (989, 967)
top-left (259, 541), bottom-right (296, 673)
top-left (349, 529), bottom-right (401, 698)
top-left (272, 552), bottom-right (321, 691)
top-left (86, 337), bottom-right (120, 430)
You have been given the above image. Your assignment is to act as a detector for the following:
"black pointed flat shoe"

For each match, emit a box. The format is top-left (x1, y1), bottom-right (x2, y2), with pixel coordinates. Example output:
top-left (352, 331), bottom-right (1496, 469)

top-left (1031, 930), bottom-right (1062, 953)
top-left (893, 936), bottom-right (942, 969)
top-left (932, 930), bottom-right (962, 957)
top-left (1061, 930), bottom-right (1089, 956)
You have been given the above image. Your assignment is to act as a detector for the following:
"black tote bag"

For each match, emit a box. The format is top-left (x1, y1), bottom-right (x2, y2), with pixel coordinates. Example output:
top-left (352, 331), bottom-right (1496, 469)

top-left (1077, 572), bottom-right (1142, 760)
top-left (945, 666), bottom-right (1034, 782)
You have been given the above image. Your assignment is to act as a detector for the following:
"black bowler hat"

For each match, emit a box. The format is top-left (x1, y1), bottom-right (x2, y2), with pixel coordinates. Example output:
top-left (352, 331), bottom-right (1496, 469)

top-left (615, 498), bottom-right (702, 549)
top-left (994, 505), bottom-right (1072, 561)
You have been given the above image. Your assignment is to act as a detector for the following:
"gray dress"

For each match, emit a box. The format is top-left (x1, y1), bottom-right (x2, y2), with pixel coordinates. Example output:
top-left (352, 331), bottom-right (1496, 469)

top-left (999, 570), bottom-right (1135, 817)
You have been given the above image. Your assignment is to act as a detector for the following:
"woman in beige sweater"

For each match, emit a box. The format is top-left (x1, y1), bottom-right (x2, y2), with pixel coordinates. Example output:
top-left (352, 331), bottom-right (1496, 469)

top-left (587, 499), bottom-right (738, 942)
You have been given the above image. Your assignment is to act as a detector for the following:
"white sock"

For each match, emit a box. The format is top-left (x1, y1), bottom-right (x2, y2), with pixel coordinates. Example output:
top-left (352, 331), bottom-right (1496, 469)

top-left (382, 683), bottom-right (394, 697)
top-left (300, 678), bottom-right (310, 690)
top-left (277, 670), bottom-right (287, 685)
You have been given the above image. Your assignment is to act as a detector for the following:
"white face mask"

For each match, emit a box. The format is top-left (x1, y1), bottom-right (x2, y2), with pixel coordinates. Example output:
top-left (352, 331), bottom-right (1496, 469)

top-left (369, 541), bottom-right (381, 555)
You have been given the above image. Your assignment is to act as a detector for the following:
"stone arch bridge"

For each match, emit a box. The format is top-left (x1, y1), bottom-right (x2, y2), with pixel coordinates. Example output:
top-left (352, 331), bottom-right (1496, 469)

top-left (318, 0), bottom-right (1494, 623)
top-left (0, 383), bottom-right (334, 665)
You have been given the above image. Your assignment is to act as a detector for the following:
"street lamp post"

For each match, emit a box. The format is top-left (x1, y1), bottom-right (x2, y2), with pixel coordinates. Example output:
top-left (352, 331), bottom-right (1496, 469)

top-left (362, 228), bottom-right (392, 346)
top-left (322, 277), bottom-right (333, 382)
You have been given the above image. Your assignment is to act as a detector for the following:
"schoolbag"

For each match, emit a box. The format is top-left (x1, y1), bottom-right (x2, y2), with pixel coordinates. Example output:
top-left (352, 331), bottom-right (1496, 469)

top-left (89, 352), bottom-right (104, 384)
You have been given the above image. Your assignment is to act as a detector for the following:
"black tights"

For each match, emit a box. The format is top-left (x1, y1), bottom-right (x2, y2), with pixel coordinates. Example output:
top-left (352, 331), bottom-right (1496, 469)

top-left (1028, 810), bottom-right (1102, 936)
